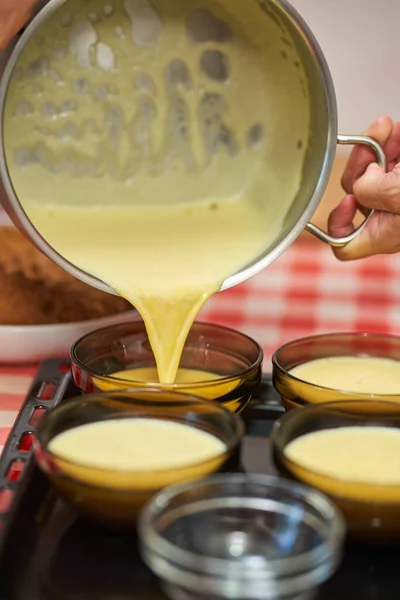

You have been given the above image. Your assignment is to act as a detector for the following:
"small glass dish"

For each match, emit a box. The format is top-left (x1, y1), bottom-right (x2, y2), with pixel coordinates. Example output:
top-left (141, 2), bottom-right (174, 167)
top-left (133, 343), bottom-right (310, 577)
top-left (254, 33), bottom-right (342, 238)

top-left (34, 389), bottom-right (243, 527)
top-left (272, 332), bottom-right (400, 410)
top-left (138, 473), bottom-right (345, 600)
top-left (71, 321), bottom-right (263, 414)
top-left (271, 400), bottom-right (400, 542)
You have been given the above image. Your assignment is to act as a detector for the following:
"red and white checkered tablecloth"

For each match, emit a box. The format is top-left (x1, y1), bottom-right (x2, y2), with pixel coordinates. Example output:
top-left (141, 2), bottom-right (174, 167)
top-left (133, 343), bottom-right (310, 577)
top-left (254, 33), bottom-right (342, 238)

top-left (201, 236), bottom-right (400, 358)
top-left (1, 235), bottom-right (400, 453)
top-left (0, 365), bottom-right (38, 455)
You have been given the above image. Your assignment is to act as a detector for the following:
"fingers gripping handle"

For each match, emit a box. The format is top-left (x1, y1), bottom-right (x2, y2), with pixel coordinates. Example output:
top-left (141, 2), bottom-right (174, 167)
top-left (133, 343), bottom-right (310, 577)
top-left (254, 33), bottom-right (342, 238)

top-left (306, 135), bottom-right (387, 248)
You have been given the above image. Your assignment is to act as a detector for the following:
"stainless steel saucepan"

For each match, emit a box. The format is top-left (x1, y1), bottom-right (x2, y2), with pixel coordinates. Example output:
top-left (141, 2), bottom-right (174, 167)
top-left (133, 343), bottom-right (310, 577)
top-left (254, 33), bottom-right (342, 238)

top-left (0, 0), bottom-right (386, 294)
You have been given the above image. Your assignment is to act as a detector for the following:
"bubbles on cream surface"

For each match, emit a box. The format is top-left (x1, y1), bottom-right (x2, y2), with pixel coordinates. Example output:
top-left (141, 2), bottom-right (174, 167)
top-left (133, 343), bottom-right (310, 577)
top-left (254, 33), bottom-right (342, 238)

top-left (123, 0), bottom-right (164, 47)
top-left (96, 42), bottom-right (116, 71)
top-left (69, 19), bottom-right (98, 69)
top-left (5, 0), bottom-right (308, 204)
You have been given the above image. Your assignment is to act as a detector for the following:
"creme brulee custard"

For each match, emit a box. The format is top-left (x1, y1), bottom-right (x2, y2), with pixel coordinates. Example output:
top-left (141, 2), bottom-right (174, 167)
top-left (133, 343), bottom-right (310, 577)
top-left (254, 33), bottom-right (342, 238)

top-left (95, 367), bottom-right (240, 402)
top-left (111, 367), bottom-right (220, 384)
top-left (290, 356), bottom-right (400, 394)
top-left (4, 0), bottom-right (309, 382)
top-left (285, 426), bottom-right (400, 486)
top-left (49, 418), bottom-right (226, 471)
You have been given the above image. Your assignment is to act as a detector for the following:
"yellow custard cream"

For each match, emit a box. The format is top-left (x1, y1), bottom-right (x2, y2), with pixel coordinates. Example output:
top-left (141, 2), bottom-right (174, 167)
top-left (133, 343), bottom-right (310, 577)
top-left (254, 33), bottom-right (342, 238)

top-left (26, 201), bottom-right (267, 384)
top-left (4, 0), bottom-right (309, 382)
top-left (49, 418), bottom-right (226, 471)
top-left (111, 367), bottom-right (219, 383)
top-left (93, 368), bottom-right (244, 412)
top-left (290, 356), bottom-right (400, 394)
top-left (95, 367), bottom-right (240, 403)
top-left (285, 426), bottom-right (400, 486)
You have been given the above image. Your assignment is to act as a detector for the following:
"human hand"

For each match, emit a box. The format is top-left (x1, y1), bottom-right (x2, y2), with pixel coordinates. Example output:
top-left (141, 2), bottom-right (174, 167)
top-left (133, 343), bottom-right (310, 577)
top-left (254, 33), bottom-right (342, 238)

top-left (328, 115), bottom-right (400, 259)
top-left (0, 0), bottom-right (38, 50)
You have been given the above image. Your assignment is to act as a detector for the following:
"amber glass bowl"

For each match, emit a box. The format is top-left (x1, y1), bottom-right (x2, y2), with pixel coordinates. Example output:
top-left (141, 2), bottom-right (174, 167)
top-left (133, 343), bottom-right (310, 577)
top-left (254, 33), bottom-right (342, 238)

top-left (271, 400), bottom-right (400, 543)
top-left (34, 389), bottom-right (244, 527)
top-left (272, 332), bottom-right (400, 410)
top-left (71, 321), bottom-right (263, 414)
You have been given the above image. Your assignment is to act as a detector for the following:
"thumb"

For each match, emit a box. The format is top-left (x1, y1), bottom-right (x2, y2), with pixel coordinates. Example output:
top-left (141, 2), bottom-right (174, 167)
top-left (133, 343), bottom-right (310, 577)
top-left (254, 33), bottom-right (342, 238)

top-left (328, 194), bottom-right (358, 239)
top-left (328, 194), bottom-right (375, 260)
top-left (328, 199), bottom-right (400, 260)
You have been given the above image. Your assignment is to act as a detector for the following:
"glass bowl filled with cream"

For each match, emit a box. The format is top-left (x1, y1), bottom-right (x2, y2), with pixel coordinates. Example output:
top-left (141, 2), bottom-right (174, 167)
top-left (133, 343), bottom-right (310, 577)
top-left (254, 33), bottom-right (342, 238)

top-left (271, 400), bottom-right (400, 542)
top-left (71, 321), bottom-right (263, 414)
top-left (272, 332), bottom-right (400, 410)
top-left (138, 473), bottom-right (345, 600)
top-left (34, 388), bottom-right (243, 527)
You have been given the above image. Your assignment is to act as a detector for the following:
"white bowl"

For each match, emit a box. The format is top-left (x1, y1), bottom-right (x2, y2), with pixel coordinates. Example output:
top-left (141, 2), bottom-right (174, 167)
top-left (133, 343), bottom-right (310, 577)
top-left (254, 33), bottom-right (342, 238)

top-left (0, 310), bottom-right (139, 364)
top-left (0, 215), bottom-right (139, 363)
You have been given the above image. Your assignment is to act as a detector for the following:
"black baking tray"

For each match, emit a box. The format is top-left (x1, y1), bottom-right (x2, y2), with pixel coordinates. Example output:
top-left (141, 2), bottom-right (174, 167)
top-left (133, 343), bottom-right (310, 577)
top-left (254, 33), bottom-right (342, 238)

top-left (0, 360), bottom-right (398, 599)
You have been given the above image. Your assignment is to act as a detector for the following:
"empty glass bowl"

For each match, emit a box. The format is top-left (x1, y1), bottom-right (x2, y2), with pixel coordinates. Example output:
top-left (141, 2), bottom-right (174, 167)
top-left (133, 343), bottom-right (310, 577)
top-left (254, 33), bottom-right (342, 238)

top-left (272, 332), bottom-right (400, 410)
top-left (138, 473), bottom-right (345, 600)
top-left (34, 389), bottom-right (244, 527)
top-left (71, 321), bottom-right (263, 413)
top-left (271, 400), bottom-right (400, 542)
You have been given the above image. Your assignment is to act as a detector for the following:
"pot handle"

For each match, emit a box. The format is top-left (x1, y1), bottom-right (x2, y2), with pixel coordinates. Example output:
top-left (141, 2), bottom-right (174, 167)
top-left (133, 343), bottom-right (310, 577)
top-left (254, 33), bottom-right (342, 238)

top-left (305, 134), bottom-right (387, 248)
